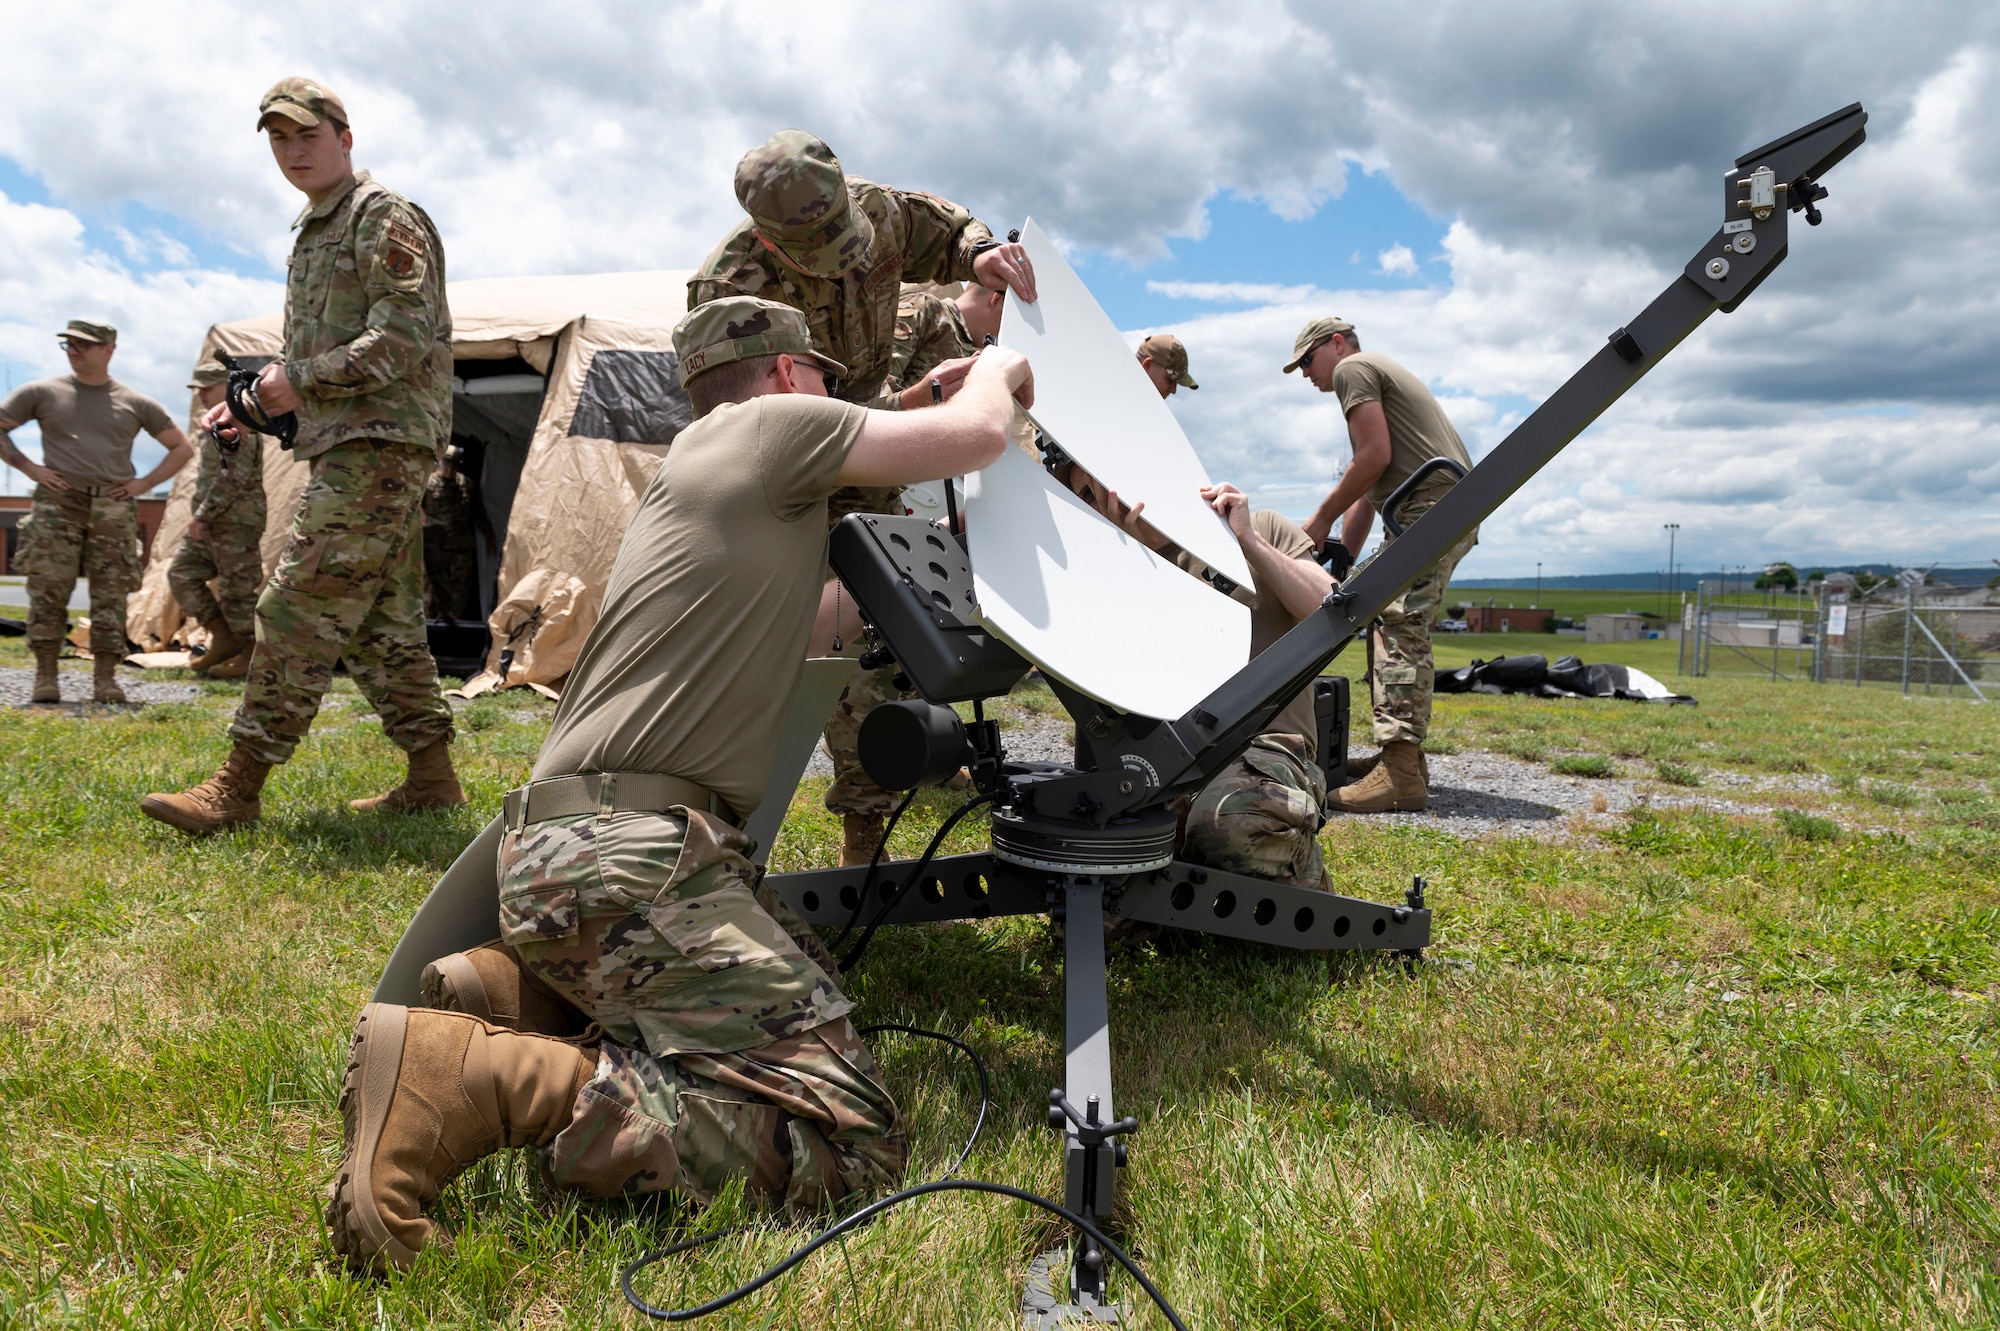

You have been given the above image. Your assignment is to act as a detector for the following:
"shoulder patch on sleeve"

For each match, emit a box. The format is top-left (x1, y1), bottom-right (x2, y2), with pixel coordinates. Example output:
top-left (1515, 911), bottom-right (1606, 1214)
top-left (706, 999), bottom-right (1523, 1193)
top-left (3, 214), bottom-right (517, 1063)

top-left (386, 217), bottom-right (429, 258)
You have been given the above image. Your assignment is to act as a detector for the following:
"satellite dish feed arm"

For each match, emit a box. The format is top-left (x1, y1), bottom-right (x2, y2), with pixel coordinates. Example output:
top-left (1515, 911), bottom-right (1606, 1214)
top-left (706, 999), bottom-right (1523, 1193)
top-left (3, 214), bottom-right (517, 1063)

top-left (1087, 103), bottom-right (1868, 809)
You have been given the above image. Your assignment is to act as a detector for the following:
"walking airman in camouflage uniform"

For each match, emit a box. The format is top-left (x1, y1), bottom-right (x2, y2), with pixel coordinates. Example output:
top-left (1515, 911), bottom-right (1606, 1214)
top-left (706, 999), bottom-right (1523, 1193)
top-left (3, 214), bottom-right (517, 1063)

top-left (690, 131), bottom-right (1037, 865)
top-left (168, 356), bottom-right (267, 679)
top-left (0, 319), bottom-right (193, 704)
top-left (141, 78), bottom-right (460, 834)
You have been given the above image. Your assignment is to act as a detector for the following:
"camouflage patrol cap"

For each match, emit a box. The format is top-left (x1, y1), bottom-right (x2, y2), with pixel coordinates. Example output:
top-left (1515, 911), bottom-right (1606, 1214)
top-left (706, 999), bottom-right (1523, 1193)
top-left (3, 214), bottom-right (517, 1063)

top-left (58, 319), bottom-right (116, 346)
top-left (1136, 333), bottom-right (1198, 389)
top-left (258, 77), bottom-right (349, 131)
top-left (1282, 316), bottom-right (1355, 373)
top-left (734, 131), bottom-right (875, 279)
top-left (674, 296), bottom-right (848, 384)
top-left (188, 354), bottom-right (229, 390)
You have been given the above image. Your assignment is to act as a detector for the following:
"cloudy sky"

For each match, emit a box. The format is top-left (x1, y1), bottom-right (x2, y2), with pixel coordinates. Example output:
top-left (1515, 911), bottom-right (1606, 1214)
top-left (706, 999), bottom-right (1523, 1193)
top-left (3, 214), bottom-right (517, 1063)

top-left (2, 1), bottom-right (1994, 578)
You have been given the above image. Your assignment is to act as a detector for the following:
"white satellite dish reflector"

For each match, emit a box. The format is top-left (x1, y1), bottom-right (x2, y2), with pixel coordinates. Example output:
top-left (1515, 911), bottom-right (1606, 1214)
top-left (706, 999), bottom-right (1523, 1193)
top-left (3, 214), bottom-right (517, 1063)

top-left (999, 218), bottom-right (1251, 588)
top-left (966, 439), bottom-right (1249, 720)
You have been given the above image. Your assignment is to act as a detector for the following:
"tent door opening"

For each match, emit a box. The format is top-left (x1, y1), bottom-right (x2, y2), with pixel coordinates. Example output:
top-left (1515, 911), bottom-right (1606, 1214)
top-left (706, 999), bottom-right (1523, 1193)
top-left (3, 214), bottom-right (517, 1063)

top-left (426, 354), bottom-right (547, 676)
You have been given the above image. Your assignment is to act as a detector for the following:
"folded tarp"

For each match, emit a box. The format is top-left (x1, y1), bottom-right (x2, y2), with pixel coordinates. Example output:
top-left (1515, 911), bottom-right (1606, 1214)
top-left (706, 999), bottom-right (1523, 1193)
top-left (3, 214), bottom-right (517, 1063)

top-left (1435, 653), bottom-right (1695, 704)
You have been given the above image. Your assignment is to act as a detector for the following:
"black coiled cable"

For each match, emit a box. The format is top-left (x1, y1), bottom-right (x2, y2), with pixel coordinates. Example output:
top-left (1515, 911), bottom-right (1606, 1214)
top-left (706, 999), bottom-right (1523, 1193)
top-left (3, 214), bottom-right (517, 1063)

top-left (219, 353), bottom-right (298, 450)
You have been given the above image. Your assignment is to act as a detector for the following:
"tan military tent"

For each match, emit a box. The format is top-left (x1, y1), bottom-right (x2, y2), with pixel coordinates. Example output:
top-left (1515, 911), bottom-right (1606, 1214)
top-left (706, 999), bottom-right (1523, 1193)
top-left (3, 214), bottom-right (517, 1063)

top-left (130, 271), bottom-right (695, 694)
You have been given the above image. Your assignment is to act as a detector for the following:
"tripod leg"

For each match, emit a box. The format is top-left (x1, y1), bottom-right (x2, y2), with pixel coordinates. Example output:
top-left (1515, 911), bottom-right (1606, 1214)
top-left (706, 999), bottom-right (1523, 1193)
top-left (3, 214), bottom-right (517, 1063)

top-left (1060, 876), bottom-right (1118, 1307)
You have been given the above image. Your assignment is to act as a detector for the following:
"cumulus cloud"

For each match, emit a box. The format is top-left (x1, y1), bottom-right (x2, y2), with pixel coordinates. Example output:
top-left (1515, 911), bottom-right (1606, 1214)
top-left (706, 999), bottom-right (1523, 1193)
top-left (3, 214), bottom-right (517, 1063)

top-left (0, 0), bottom-right (1992, 570)
top-left (1376, 244), bottom-right (1418, 277)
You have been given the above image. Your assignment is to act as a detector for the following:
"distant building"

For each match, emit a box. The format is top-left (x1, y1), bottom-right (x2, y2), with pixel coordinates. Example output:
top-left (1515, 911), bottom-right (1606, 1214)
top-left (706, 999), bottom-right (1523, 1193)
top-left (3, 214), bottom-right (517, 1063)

top-left (1462, 605), bottom-right (1553, 633)
top-left (1586, 613), bottom-right (1656, 643)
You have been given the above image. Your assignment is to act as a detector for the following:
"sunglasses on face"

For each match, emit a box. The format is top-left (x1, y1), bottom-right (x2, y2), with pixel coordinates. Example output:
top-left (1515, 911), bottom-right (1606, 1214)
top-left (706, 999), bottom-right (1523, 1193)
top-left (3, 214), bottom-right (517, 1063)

top-left (820, 370), bottom-right (841, 397)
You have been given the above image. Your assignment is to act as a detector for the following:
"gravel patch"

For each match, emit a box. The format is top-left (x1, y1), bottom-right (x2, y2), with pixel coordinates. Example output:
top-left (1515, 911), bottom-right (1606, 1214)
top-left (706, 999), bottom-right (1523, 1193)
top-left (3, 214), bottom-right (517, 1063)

top-left (0, 664), bottom-right (198, 708)
top-left (809, 713), bottom-right (1846, 842)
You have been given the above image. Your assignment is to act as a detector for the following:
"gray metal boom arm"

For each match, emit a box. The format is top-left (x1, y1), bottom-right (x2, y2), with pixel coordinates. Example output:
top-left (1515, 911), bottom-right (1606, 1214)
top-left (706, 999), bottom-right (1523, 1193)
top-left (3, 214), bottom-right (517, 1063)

top-left (1045, 103), bottom-right (1868, 815)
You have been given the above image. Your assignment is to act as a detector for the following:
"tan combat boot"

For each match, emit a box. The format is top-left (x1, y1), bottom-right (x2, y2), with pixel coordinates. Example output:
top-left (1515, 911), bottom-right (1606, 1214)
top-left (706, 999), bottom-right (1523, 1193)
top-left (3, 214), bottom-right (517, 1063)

top-left (93, 655), bottom-right (127, 705)
top-left (420, 940), bottom-right (588, 1036)
top-left (138, 742), bottom-right (273, 832)
top-left (30, 645), bottom-right (60, 704)
top-left (841, 812), bottom-right (887, 867)
top-left (1340, 747), bottom-right (1426, 785)
top-left (190, 619), bottom-right (245, 677)
top-left (325, 1003), bottom-right (595, 1273)
top-left (205, 653), bottom-right (250, 681)
top-left (349, 741), bottom-right (467, 813)
top-left (1326, 740), bottom-right (1429, 814)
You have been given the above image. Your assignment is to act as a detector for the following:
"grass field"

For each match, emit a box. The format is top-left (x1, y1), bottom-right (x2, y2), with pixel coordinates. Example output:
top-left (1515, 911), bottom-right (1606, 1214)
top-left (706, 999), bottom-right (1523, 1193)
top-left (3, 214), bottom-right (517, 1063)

top-left (2, 627), bottom-right (1997, 1329)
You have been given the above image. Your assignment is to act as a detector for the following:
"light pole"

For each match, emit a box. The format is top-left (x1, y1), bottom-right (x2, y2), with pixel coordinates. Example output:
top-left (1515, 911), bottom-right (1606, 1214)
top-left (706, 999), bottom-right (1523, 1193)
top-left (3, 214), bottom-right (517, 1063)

top-left (1535, 562), bottom-right (1542, 609)
top-left (1663, 523), bottom-right (1679, 618)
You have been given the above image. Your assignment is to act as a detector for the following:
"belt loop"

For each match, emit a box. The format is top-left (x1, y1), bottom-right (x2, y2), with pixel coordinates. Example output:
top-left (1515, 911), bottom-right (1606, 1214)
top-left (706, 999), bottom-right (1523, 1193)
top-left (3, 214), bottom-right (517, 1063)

top-left (596, 772), bottom-right (617, 822)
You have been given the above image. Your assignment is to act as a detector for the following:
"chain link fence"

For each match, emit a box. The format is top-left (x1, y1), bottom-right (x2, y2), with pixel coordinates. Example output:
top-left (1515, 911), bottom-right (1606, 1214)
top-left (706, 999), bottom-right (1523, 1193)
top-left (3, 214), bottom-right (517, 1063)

top-left (1680, 575), bottom-right (1994, 700)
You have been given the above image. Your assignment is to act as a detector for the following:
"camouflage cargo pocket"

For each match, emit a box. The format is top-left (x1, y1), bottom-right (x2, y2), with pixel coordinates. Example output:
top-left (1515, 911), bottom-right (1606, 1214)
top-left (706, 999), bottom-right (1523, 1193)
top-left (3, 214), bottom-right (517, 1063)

top-left (496, 817), bottom-right (593, 945)
top-left (670, 1089), bottom-right (791, 1207)
top-left (595, 810), bottom-right (807, 977)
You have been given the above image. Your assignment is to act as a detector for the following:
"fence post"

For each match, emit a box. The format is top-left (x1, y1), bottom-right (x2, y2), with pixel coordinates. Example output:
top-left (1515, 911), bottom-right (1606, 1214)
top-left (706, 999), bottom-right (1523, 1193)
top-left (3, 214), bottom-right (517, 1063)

top-left (1901, 581), bottom-right (1916, 695)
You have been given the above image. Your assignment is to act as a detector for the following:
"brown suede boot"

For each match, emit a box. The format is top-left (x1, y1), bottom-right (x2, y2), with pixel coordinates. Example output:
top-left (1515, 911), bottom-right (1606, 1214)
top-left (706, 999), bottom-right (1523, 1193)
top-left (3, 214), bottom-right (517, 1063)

top-left (420, 940), bottom-right (588, 1037)
top-left (841, 812), bottom-right (887, 867)
top-left (204, 652), bottom-right (250, 681)
top-left (1340, 747), bottom-right (1426, 786)
top-left (1326, 740), bottom-right (1429, 814)
top-left (325, 1003), bottom-right (595, 1273)
top-left (190, 619), bottom-right (245, 677)
top-left (92, 655), bottom-right (126, 705)
top-left (30, 645), bottom-right (60, 704)
top-left (349, 741), bottom-right (467, 813)
top-left (138, 742), bottom-right (272, 832)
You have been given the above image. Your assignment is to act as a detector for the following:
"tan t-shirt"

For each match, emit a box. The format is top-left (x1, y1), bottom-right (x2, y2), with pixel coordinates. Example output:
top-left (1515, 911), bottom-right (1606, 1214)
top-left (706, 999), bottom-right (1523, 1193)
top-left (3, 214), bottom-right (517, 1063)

top-left (0, 376), bottom-right (175, 486)
top-left (1176, 508), bottom-right (1323, 758)
top-left (532, 394), bottom-right (868, 817)
top-left (1331, 352), bottom-right (1471, 509)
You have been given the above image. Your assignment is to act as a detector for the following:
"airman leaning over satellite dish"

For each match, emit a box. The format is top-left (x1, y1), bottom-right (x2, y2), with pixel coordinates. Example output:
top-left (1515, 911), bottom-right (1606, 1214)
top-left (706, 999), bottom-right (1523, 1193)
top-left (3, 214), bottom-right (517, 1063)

top-left (1290, 318), bottom-right (1478, 814)
top-left (1058, 455), bottom-right (1338, 893)
top-left (689, 129), bottom-right (1037, 868)
top-left (323, 296), bottom-right (1038, 1275)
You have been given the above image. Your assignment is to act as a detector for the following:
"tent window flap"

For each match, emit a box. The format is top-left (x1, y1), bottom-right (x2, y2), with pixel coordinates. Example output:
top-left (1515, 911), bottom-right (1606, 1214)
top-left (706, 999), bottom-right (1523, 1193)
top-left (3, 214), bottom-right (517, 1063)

top-left (567, 350), bottom-right (693, 446)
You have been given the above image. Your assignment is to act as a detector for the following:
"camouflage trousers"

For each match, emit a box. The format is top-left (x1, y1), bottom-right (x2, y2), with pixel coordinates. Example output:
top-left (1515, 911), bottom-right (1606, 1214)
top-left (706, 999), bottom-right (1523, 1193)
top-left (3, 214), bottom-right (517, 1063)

top-left (1182, 733), bottom-right (1329, 889)
top-left (823, 483), bottom-right (909, 819)
top-left (228, 441), bottom-right (453, 765)
top-left (15, 487), bottom-right (141, 657)
top-left (1363, 492), bottom-right (1479, 746)
top-left (168, 518), bottom-right (266, 643)
top-left (496, 802), bottom-right (907, 1207)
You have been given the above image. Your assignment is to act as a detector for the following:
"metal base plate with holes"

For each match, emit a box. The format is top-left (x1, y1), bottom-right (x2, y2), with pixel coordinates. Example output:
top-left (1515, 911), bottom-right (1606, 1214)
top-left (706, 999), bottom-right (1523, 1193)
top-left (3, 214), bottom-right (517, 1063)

top-left (764, 849), bottom-right (1431, 951)
top-left (828, 512), bottom-right (1030, 704)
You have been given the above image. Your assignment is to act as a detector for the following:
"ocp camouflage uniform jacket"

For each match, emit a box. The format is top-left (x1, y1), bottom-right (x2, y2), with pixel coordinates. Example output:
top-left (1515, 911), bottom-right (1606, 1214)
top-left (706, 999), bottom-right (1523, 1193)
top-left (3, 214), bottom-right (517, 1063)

top-left (189, 429), bottom-right (267, 527)
top-left (283, 170), bottom-right (452, 462)
top-left (688, 181), bottom-right (992, 406)
top-left (886, 291), bottom-right (978, 397)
